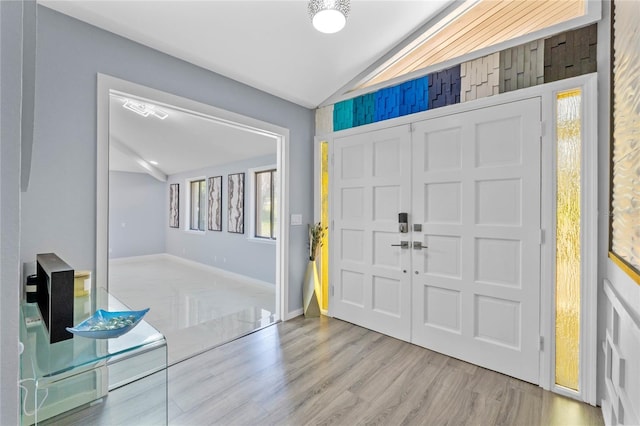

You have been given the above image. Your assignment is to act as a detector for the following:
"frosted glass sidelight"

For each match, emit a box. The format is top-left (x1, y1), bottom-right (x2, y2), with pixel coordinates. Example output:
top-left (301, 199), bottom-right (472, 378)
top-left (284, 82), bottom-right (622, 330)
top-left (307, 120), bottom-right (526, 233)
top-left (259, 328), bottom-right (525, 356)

top-left (555, 89), bottom-right (582, 391)
top-left (321, 141), bottom-right (330, 311)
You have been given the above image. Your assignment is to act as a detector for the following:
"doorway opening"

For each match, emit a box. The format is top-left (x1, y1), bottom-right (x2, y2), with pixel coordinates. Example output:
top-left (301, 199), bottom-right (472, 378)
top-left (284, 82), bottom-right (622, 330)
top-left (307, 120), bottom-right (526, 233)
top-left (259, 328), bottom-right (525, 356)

top-left (97, 75), bottom-right (290, 365)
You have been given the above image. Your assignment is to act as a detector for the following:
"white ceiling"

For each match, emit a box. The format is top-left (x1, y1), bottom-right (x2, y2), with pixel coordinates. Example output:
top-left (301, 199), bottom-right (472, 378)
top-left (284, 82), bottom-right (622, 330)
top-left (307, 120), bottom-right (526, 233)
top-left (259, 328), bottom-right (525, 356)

top-left (41, 0), bottom-right (457, 174)
top-left (39, 0), bottom-right (456, 108)
top-left (109, 94), bottom-right (277, 176)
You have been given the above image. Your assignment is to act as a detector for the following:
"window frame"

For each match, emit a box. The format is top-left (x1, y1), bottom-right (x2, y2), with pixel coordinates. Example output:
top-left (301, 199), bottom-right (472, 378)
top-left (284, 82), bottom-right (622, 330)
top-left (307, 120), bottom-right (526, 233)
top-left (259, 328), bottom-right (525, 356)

top-left (248, 165), bottom-right (277, 243)
top-left (186, 176), bottom-right (207, 233)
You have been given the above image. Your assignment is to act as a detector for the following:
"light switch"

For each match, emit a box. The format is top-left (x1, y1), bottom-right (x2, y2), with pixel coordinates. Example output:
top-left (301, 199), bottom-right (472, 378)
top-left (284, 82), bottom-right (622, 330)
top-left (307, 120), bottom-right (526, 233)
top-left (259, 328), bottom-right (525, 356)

top-left (291, 214), bottom-right (302, 225)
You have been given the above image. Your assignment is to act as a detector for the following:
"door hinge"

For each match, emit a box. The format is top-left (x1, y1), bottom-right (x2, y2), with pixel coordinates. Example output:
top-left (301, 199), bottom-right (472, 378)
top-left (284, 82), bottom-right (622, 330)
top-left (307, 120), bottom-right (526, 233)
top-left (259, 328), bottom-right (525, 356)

top-left (331, 220), bottom-right (334, 230)
top-left (539, 121), bottom-right (545, 138)
top-left (539, 336), bottom-right (544, 351)
top-left (539, 229), bottom-right (544, 245)
top-left (409, 123), bottom-right (415, 133)
top-left (330, 285), bottom-right (334, 297)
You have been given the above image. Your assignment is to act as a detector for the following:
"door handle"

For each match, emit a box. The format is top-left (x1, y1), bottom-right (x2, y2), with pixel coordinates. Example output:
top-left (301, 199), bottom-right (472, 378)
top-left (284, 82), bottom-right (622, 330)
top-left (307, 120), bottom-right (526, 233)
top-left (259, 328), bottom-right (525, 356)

top-left (391, 241), bottom-right (409, 249)
top-left (413, 242), bottom-right (428, 250)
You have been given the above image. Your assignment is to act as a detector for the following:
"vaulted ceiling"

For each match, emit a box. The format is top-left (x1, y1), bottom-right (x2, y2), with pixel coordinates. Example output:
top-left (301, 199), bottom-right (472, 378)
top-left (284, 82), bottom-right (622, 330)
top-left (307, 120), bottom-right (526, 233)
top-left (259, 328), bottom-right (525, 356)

top-left (39, 0), bottom-right (457, 109)
top-left (40, 0), bottom-right (587, 175)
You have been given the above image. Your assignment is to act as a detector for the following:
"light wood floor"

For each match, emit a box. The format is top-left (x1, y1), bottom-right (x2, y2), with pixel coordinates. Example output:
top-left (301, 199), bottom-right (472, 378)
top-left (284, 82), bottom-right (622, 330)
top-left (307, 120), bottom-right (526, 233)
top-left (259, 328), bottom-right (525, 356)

top-left (47, 315), bottom-right (604, 425)
top-left (168, 315), bottom-right (604, 426)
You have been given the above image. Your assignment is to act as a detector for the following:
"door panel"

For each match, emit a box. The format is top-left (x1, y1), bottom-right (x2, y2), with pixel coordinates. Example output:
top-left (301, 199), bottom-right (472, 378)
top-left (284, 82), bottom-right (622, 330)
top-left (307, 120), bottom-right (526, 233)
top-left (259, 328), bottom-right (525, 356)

top-left (411, 98), bottom-right (541, 383)
top-left (332, 125), bottom-right (412, 341)
top-left (331, 98), bottom-right (541, 384)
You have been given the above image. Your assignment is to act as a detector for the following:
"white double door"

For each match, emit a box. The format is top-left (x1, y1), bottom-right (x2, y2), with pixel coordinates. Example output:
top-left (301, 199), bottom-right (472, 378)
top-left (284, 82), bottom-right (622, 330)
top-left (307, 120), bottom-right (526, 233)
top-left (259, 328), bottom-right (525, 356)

top-left (332, 98), bottom-right (541, 383)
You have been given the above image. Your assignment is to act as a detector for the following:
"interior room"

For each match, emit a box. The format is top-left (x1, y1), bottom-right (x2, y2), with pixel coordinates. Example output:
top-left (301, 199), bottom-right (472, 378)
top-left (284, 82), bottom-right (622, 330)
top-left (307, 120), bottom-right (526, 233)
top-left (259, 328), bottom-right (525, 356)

top-left (1, 0), bottom-right (638, 425)
top-left (107, 90), bottom-right (278, 364)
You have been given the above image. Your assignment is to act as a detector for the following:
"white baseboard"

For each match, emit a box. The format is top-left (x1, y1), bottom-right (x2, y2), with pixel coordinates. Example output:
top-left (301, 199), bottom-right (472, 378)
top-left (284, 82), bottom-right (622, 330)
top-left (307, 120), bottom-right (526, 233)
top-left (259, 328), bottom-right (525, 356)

top-left (109, 253), bottom-right (275, 289)
top-left (109, 253), bottom-right (168, 264)
top-left (284, 308), bottom-right (303, 320)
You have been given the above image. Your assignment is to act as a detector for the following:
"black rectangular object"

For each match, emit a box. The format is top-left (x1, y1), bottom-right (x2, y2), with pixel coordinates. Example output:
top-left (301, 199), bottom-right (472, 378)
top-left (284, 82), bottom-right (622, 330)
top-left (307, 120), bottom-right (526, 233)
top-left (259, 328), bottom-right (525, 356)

top-left (36, 253), bottom-right (74, 343)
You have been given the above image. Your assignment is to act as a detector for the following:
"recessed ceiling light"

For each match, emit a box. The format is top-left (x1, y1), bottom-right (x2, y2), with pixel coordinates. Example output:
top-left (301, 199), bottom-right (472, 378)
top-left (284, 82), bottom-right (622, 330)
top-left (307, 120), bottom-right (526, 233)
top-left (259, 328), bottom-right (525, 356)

top-left (149, 160), bottom-right (159, 165)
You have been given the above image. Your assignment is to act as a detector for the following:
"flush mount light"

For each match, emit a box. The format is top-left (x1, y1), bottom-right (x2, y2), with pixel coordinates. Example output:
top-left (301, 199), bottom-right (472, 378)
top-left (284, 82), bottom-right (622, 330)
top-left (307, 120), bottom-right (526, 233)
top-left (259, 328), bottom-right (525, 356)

top-left (149, 160), bottom-right (159, 166)
top-left (308, 0), bottom-right (350, 34)
top-left (122, 99), bottom-right (168, 120)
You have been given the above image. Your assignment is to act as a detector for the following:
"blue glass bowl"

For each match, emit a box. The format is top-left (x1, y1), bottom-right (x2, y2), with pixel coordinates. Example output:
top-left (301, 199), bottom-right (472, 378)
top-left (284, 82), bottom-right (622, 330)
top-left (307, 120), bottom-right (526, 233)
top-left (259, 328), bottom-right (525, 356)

top-left (66, 308), bottom-right (149, 339)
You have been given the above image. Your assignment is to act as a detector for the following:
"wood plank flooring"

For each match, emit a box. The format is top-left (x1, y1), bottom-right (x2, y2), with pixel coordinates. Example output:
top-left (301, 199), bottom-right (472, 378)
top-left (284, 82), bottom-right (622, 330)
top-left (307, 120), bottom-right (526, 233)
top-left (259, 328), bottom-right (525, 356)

top-left (46, 315), bottom-right (604, 425)
top-left (168, 316), bottom-right (603, 426)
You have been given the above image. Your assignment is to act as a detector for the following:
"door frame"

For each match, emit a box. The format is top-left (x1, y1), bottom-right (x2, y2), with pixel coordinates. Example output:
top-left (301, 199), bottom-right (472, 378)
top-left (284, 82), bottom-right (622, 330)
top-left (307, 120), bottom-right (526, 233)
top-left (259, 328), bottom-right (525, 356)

top-left (97, 73), bottom-right (290, 323)
top-left (315, 73), bottom-right (598, 403)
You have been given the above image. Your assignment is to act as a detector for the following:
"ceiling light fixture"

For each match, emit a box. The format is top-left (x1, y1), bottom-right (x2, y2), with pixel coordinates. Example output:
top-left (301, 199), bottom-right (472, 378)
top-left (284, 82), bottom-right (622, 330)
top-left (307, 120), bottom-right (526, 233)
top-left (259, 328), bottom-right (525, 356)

top-left (122, 99), bottom-right (169, 120)
top-left (308, 0), bottom-right (350, 34)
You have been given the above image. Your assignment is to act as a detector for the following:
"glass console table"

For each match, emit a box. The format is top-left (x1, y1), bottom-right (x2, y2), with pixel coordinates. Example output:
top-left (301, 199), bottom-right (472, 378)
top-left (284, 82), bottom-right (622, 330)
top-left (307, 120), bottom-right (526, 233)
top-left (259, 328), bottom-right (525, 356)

top-left (20, 288), bottom-right (167, 425)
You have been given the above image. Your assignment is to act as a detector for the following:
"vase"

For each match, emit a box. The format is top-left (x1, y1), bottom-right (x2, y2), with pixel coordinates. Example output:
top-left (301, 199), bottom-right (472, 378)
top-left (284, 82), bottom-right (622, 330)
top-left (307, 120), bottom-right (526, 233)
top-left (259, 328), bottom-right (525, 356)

top-left (303, 260), bottom-right (321, 318)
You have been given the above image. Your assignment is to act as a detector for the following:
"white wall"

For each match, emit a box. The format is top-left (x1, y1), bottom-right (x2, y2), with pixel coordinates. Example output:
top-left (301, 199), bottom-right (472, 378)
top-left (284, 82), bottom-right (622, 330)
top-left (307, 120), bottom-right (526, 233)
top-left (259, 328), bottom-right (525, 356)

top-left (109, 171), bottom-right (166, 259)
top-left (597, 1), bottom-right (640, 423)
top-left (166, 154), bottom-right (277, 284)
top-left (601, 264), bottom-right (640, 424)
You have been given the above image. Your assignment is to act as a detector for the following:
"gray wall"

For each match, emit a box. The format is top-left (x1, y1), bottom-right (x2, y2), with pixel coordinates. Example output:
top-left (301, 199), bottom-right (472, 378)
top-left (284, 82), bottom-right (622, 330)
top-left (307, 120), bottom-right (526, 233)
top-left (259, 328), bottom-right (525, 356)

top-left (166, 155), bottom-right (277, 284)
top-left (109, 171), bottom-right (166, 259)
top-left (0, 1), bottom-right (24, 423)
top-left (20, 6), bottom-right (314, 315)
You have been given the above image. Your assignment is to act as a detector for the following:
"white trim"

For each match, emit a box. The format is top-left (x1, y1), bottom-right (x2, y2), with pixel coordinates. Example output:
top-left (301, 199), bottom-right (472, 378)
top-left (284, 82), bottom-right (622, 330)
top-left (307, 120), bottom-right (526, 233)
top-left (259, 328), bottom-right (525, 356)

top-left (327, 137), bottom-right (335, 319)
top-left (110, 253), bottom-right (275, 289)
top-left (183, 230), bottom-right (206, 236)
top-left (321, 0), bottom-right (601, 107)
top-left (313, 136), bottom-right (336, 316)
top-left (539, 90), bottom-right (553, 393)
top-left (285, 308), bottom-right (304, 320)
top-left (322, 73), bottom-right (598, 402)
top-left (313, 136), bottom-right (322, 312)
top-left (246, 237), bottom-right (276, 246)
top-left (604, 278), bottom-right (640, 332)
top-left (97, 74), bottom-right (291, 322)
top-left (316, 134), bottom-right (337, 318)
top-left (545, 75), bottom-right (598, 405)
top-left (276, 128), bottom-right (290, 322)
top-left (581, 74), bottom-right (599, 406)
